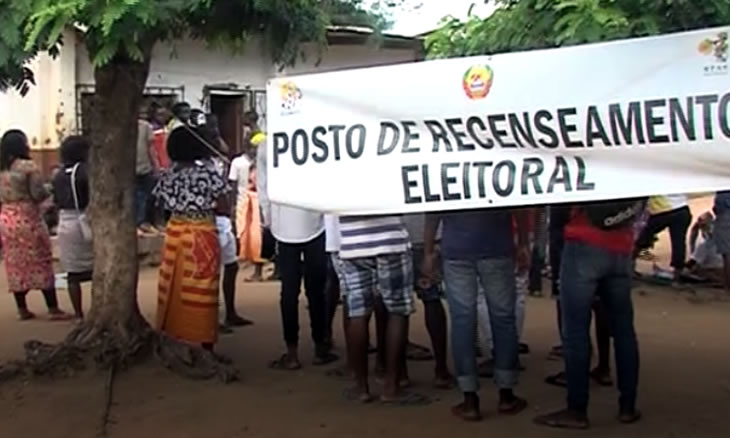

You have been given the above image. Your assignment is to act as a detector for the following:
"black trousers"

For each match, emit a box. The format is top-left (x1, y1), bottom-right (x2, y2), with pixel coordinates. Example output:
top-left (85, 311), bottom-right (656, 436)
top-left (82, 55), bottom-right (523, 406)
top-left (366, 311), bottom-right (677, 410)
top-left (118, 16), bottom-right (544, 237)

top-left (635, 206), bottom-right (692, 269)
top-left (278, 232), bottom-right (328, 347)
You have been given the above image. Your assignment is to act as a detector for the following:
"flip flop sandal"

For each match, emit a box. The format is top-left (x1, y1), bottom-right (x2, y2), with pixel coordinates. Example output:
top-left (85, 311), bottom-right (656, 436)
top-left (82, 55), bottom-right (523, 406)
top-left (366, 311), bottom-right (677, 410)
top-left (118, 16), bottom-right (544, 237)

top-left (325, 365), bottom-right (351, 379)
top-left (379, 392), bottom-right (431, 407)
top-left (433, 377), bottom-right (456, 390)
top-left (18, 311), bottom-right (36, 321)
top-left (590, 369), bottom-right (613, 387)
top-left (534, 411), bottom-right (590, 430)
top-left (342, 387), bottom-right (375, 403)
top-left (268, 354), bottom-right (302, 371)
top-left (545, 372), bottom-right (567, 388)
top-left (618, 410), bottom-right (642, 424)
top-left (499, 397), bottom-right (528, 415)
top-left (48, 311), bottom-right (73, 321)
top-left (451, 403), bottom-right (483, 422)
top-left (406, 343), bottom-right (434, 361)
top-left (313, 352), bottom-right (339, 366)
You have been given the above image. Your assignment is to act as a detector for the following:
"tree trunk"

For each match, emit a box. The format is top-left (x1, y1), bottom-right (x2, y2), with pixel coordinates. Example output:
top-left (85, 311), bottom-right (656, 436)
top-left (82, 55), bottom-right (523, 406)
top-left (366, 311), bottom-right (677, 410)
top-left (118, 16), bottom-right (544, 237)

top-left (86, 46), bottom-right (154, 340)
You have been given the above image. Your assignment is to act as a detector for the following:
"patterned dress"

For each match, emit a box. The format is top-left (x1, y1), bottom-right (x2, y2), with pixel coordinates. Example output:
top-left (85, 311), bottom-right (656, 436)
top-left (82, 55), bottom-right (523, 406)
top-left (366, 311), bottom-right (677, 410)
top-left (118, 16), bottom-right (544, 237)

top-left (153, 162), bottom-right (230, 344)
top-left (0, 159), bottom-right (55, 292)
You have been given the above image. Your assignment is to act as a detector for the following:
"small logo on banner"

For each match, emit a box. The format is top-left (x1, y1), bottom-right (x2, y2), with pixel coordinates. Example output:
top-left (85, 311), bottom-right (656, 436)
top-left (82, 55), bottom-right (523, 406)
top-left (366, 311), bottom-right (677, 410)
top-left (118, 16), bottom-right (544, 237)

top-left (279, 81), bottom-right (303, 114)
top-left (462, 64), bottom-right (494, 100)
top-left (699, 32), bottom-right (728, 76)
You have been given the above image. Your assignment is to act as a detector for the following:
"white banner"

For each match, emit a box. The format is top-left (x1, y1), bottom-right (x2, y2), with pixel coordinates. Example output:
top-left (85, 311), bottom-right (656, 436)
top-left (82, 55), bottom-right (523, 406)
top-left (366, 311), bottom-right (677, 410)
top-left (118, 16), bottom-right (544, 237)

top-left (266, 27), bottom-right (730, 215)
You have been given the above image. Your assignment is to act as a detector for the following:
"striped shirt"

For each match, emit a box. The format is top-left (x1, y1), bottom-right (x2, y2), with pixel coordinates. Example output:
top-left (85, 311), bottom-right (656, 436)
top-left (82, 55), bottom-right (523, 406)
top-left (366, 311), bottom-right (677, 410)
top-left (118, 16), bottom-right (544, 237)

top-left (339, 215), bottom-right (410, 259)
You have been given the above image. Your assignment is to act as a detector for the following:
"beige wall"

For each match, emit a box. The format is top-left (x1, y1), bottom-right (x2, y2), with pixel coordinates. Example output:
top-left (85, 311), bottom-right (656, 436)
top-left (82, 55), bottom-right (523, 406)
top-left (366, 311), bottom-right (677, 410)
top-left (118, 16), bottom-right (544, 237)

top-left (0, 28), bottom-right (77, 151)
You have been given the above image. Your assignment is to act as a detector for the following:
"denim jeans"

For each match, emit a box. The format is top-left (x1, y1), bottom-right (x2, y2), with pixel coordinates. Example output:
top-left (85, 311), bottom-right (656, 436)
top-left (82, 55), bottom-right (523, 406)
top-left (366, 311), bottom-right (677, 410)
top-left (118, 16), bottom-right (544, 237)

top-left (561, 241), bottom-right (639, 413)
top-left (443, 257), bottom-right (519, 392)
top-left (135, 172), bottom-right (156, 226)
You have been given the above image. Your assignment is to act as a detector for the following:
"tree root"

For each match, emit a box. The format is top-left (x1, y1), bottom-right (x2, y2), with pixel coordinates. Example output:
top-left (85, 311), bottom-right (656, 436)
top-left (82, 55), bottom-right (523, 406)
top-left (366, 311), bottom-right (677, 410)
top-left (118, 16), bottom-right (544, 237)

top-left (0, 322), bottom-right (238, 384)
top-left (154, 335), bottom-right (238, 383)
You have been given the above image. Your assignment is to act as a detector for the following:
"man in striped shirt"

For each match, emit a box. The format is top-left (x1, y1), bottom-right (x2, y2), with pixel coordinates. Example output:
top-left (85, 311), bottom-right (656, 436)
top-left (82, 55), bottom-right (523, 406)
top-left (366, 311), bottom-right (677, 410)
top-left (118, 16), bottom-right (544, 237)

top-left (338, 215), bottom-right (428, 405)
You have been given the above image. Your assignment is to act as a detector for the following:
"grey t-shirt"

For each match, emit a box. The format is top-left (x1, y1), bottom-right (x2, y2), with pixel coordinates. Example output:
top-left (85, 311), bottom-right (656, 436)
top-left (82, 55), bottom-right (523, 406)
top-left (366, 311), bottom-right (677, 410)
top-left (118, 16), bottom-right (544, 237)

top-left (136, 119), bottom-right (154, 175)
top-left (403, 213), bottom-right (441, 246)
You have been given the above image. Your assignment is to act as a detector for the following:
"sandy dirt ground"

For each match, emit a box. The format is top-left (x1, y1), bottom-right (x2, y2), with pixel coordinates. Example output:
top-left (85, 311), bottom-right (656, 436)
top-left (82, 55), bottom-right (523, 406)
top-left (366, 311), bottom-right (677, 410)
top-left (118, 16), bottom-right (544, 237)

top-left (1, 199), bottom-right (729, 438)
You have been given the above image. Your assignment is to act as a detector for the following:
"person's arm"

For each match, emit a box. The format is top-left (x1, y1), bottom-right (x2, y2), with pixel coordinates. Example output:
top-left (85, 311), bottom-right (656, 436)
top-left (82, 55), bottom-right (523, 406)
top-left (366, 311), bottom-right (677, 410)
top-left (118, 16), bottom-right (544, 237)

top-left (422, 213), bottom-right (442, 283)
top-left (26, 161), bottom-right (51, 203)
top-left (689, 220), bottom-right (700, 254)
top-left (256, 142), bottom-right (271, 228)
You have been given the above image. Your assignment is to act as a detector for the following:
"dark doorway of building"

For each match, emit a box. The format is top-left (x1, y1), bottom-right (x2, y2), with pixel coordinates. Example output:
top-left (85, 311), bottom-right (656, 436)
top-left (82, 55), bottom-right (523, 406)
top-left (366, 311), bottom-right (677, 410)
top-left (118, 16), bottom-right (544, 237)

top-left (210, 94), bottom-right (244, 158)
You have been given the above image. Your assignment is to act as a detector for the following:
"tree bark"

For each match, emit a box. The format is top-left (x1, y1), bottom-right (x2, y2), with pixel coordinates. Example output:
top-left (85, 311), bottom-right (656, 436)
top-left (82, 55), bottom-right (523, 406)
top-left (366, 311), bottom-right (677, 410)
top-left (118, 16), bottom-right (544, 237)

top-left (86, 44), bottom-right (154, 339)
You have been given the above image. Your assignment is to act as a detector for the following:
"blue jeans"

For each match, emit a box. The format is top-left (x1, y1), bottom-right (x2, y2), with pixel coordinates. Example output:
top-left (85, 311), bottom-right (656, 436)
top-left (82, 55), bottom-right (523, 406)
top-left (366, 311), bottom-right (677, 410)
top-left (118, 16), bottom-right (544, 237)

top-left (561, 241), bottom-right (639, 413)
top-left (135, 172), bottom-right (156, 226)
top-left (443, 257), bottom-right (519, 392)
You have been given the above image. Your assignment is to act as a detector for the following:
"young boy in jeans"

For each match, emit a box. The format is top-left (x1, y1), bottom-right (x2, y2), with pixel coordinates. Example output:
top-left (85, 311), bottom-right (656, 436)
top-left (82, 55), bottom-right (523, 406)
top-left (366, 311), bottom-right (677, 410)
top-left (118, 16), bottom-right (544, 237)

top-left (535, 203), bottom-right (642, 430)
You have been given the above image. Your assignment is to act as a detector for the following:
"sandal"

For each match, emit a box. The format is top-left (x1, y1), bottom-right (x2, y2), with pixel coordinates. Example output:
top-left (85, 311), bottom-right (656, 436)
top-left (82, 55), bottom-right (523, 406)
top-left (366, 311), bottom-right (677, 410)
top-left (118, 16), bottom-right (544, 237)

top-left (618, 409), bottom-right (642, 424)
top-left (406, 342), bottom-right (434, 361)
top-left (343, 387), bottom-right (374, 403)
top-left (534, 409), bottom-right (590, 430)
top-left (313, 352), bottom-right (339, 366)
top-left (18, 310), bottom-right (36, 321)
top-left (545, 371), bottom-right (567, 388)
top-left (268, 354), bottom-right (302, 371)
top-left (379, 391), bottom-right (431, 407)
top-left (590, 368), bottom-right (613, 387)
top-left (325, 364), bottom-right (351, 379)
top-left (48, 310), bottom-right (73, 321)
top-left (226, 315), bottom-right (254, 327)
top-left (499, 396), bottom-right (528, 415)
top-left (451, 403), bottom-right (483, 422)
top-left (433, 375), bottom-right (456, 390)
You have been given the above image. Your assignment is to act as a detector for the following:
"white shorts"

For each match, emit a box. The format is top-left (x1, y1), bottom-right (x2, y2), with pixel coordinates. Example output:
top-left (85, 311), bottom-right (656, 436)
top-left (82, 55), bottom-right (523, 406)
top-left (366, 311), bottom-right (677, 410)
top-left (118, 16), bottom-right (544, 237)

top-left (216, 216), bottom-right (238, 266)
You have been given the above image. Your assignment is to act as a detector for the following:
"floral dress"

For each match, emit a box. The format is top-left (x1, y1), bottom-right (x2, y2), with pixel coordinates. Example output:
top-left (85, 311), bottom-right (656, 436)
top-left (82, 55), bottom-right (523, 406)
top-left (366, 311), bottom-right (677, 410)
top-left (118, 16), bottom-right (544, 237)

top-left (0, 159), bottom-right (55, 292)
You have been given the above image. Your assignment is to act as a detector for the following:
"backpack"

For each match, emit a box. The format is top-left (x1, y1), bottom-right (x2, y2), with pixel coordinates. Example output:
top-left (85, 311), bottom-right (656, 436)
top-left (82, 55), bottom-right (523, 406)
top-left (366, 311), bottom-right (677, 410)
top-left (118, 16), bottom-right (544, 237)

top-left (583, 198), bottom-right (648, 230)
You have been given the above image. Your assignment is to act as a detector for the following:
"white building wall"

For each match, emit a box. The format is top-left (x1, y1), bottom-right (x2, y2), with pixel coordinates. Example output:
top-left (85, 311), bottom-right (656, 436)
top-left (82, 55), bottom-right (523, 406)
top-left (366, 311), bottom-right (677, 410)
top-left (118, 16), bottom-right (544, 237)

top-left (76, 37), bottom-right (276, 107)
top-left (0, 28), bottom-right (77, 150)
top-left (75, 36), bottom-right (419, 107)
top-left (0, 32), bottom-right (76, 149)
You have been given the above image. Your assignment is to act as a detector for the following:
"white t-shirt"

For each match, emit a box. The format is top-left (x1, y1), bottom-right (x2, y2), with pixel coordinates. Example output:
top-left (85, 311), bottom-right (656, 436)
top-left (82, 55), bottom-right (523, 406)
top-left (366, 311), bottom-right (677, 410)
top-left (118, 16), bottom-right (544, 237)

top-left (325, 215), bottom-right (341, 253)
top-left (257, 141), bottom-right (324, 243)
top-left (228, 155), bottom-right (251, 194)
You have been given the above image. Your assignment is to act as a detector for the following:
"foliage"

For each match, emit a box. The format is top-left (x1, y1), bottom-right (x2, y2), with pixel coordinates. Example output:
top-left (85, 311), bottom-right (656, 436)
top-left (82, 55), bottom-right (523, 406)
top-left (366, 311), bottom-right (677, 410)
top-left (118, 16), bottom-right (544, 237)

top-left (427, 0), bottom-right (730, 58)
top-left (0, 0), bottom-right (394, 93)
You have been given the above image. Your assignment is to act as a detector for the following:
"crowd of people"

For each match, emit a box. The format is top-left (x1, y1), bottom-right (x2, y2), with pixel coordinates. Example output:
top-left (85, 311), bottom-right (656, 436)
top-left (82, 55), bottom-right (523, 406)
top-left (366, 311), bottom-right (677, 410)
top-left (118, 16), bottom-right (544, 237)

top-left (2, 101), bottom-right (730, 430)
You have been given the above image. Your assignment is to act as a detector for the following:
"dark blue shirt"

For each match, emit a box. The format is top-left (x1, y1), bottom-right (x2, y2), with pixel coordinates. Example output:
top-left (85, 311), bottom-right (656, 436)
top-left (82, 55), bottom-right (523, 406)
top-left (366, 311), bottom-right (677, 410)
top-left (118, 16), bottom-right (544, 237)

top-left (440, 209), bottom-right (514, 260)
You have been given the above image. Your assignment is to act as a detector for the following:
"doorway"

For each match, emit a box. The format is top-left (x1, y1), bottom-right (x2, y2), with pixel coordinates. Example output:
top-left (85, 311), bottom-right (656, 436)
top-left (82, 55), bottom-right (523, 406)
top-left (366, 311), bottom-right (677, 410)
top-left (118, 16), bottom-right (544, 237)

top-left (210, 94), bottom-right (244, 158)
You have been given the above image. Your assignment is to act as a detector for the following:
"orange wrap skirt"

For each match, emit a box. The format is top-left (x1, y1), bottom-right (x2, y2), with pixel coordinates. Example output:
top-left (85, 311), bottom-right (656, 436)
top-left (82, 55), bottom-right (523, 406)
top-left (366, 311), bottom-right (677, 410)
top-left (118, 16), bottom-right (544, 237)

top-left (156, 217), bottom-right (220, 344)
top-left (236, 191), bottom-right (263, 263)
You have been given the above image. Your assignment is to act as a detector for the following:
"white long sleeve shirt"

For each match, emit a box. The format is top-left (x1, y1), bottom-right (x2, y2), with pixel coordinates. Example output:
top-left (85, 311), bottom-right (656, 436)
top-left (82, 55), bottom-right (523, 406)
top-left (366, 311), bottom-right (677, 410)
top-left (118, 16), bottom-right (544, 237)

top-left (257, 139), bottom-right (324, 244)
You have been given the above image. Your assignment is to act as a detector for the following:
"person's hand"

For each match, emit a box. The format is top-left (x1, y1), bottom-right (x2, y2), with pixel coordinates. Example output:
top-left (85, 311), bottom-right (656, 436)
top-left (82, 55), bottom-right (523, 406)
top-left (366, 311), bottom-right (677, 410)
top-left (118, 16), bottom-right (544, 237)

top-left (516, 244), bottom-right (530, 273)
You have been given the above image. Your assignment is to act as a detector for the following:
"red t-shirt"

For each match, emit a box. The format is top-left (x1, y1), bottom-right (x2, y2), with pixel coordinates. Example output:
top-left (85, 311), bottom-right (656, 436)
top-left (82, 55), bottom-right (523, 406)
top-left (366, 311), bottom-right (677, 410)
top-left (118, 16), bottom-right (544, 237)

top-left (564, 209), bottom-right (634, 255)
top-left (152, 129), bottom-right (170, 170)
